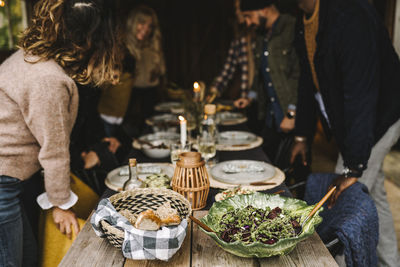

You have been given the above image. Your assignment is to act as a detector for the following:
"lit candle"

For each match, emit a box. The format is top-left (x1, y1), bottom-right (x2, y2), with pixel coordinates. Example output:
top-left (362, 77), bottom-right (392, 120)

top-left (193, 82), bottom-right (200, 101)
top-left (199, 81), bottom-right (206, 101)
top-left (179, 115), bottom-right (187, 146)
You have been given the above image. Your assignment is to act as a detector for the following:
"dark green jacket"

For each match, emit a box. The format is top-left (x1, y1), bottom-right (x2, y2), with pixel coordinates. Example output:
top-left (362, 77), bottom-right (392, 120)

top-left (251, 14), bottom-right (299, 121)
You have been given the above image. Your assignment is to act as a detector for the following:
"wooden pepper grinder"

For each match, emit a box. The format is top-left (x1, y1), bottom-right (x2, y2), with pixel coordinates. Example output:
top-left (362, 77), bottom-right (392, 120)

top-left (171, 152), bottom-right (210, 210)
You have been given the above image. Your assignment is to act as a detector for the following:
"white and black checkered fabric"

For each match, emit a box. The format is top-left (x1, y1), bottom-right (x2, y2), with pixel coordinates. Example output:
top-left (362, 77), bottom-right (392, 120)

top-left (91, 198), bottom-right (188, 261)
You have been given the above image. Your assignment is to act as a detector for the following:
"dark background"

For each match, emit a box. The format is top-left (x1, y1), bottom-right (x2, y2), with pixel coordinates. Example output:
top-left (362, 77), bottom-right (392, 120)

top-left (119, 0), bottom-right (301, 89)
top-left (116, 0), bottom-right (396, 90)
top-left (0, 0), bottom-right (397, 94)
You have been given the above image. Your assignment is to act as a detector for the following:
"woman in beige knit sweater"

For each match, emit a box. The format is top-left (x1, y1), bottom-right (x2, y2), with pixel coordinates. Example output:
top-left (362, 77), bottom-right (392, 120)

top-left (0, 0), bottom-right (123, 265)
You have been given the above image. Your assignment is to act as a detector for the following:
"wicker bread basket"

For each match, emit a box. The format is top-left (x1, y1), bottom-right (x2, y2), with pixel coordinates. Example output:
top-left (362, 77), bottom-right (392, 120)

top-left (99, 188), bottom-right (192, 248)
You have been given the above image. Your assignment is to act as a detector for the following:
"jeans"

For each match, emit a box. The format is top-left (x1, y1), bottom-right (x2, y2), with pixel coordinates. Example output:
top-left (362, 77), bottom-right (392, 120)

top-left (0, 176), bottom-right (37, 267)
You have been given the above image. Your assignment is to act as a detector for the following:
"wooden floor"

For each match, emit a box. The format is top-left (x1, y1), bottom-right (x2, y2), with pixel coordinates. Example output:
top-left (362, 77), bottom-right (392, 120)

top-left (311, 133), bottom-right (400, 251)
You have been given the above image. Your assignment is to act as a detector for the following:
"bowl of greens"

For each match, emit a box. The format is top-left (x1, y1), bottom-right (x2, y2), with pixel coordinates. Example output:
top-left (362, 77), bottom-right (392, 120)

top-left (199, 192), bottom-right (323, 258)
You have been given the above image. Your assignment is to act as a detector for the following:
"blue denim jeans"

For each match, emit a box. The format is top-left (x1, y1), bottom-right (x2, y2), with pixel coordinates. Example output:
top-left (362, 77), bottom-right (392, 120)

top-left (0, 176), bottom-right (37, 267)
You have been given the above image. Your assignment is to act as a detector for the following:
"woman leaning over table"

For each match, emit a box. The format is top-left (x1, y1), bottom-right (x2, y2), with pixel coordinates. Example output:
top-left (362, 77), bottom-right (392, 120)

top-left (0, 0), bottom-right (123, 266)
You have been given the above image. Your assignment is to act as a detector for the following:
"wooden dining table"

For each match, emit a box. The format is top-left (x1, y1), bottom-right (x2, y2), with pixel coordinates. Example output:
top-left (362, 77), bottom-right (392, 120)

top-left (60, 122), bottom-right (338, 266)
top-left (60, 209), bottom-right (338, 267)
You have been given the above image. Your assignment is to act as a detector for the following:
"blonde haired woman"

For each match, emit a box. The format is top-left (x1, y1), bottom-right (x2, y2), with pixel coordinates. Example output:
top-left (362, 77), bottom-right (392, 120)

top-left (99, 5), bottom-right (166, 138)
top-left (0, 0), bottom-right (123, 265)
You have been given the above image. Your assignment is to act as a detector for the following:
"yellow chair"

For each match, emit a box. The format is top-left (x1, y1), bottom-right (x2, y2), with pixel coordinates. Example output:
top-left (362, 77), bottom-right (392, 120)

top-left (38, 173), bottom-right (99, 267)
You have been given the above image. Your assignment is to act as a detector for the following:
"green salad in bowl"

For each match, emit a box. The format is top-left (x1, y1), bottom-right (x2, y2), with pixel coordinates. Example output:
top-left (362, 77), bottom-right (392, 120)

top-left (199, 192), bottom-right (323, 258)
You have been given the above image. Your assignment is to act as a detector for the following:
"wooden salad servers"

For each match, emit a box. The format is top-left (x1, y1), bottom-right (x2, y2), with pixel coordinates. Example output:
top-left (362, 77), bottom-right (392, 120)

top-left (298, 186), bottom-right (337, 235)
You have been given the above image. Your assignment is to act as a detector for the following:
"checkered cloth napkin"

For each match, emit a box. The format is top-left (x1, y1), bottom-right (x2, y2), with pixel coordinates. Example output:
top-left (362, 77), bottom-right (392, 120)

top-left (91, 198), bottom-right (188, 261)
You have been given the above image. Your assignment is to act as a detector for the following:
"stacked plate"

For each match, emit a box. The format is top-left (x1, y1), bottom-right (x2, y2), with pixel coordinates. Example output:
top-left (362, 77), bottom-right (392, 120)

top-left (132, 132), bottom-right (180, 159)
top-left (192, 131), bottom-right (263, 151)
top-left (133, 132), bottom-right (180, 146)
top-left (210, 160), bottom-right (276, 185)
top-left (217, 112), bottom-right (247, 126)
top-left (146, 113), bottom-right (179, 124)
top-left (208, 160), bottom-right (285, 191)
top-left (154, 102), bottom-right (184, 114)
top-left (145, 114), bottom-right (179, 132)
top-left (105, 163), bottom-right (175, 192)
top-left (218, 131), bottom-right (256, 145)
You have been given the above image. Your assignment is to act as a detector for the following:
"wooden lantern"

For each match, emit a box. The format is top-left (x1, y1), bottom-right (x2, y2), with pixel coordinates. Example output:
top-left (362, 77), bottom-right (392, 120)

top-left (172, 152), bottom-right (210, 210)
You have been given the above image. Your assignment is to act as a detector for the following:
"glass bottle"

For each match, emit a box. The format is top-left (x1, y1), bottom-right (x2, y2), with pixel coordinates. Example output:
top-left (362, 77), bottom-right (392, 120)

top-left (200, 104), bottom-right (218, 137)
top-left (123, 158), bottom-right (142, 190)
top-left (198, 104), bottom-right (217, 163)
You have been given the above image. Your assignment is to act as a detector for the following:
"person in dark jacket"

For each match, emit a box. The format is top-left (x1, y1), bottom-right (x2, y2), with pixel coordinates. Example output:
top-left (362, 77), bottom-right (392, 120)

top-left (236, 0), bottom-right (300, 167)
top-left (70, 84), bottom-right (132, 195)
top-left (291, 0), bottom-right (400, 265)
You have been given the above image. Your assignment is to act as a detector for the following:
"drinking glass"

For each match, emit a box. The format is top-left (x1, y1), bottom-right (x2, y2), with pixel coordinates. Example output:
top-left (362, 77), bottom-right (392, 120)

top-left (185, 112), bottom-right (196, 140)
top-left (170, 142), bottom-right (192, 165)
top-left (197, 134), bottom-right (216, 165)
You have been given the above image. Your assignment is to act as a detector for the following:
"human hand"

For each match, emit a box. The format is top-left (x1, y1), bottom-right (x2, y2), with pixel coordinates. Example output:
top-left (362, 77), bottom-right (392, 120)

top-left (327, 175), bottom-right (358, 209)
top-left (234, 98), bottom-right (251, 109)
top-left (52, 207), bottom-right (80, 239)
top-left (81, 151), bottom-right (100, 169)
top-left (206, 93), bottom-right (217, 104)
top-left (290, 137), bottom-right (307, 166)
top-left (280, 116), bottom-right (295, 133)
top-left (103, 137), bottom-right (121, 154)
top-left (206, 86), bottom-right (219, 103)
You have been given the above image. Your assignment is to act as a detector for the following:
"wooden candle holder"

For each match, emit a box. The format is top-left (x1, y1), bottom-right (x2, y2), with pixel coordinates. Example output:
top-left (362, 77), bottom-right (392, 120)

top-left (172, 152), bottom-right (210, 210)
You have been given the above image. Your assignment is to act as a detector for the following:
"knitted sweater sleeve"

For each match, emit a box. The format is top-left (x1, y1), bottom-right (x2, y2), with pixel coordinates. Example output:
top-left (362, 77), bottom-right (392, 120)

top-left (20, 74), bottom-right (78, 206)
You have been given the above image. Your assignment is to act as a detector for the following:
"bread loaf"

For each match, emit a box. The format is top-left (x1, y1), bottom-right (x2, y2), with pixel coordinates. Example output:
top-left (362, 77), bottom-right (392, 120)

top-left (156, 202), bottom-right (181, 226)
top-left (127, 203), bottom-right (182, 231)
top-left (119, 210), bottom-right (138, 225)
top-left (134, 210), bottom-right (162, 230)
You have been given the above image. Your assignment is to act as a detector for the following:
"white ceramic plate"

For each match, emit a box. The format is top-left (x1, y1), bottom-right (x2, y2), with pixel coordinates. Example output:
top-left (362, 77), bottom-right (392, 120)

top-left (210, 160), bottom-right (276, 185)
top-left (217, 112), bottom-right (247, 126)
top-left (105, 163), bottom-right (175, 192)
top-left (218, 131), bottom-right (257, 145)
top-left (214, 187), bottom-right (256, 202)
top-left (142, 141), bottom-right (171, 159)
top-left (142, 132), bottom-right (180, 141)
top-left (132, 132), bottom-right (180, 150)
top-left (145, 113), bottom-right (179, 126)
top-left (154, 102), bottom-right (182, 113)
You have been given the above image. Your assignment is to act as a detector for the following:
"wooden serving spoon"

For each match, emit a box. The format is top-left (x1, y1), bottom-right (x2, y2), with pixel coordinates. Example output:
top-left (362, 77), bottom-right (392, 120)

top-left (189, 215), bottom-right (214, 233)
top-left (298, 186), bottom-right (337, 235)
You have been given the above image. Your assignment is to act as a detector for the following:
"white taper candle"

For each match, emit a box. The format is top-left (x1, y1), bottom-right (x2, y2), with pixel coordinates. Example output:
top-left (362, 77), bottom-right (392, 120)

top-left (179, 115), bottom-right (187, 146)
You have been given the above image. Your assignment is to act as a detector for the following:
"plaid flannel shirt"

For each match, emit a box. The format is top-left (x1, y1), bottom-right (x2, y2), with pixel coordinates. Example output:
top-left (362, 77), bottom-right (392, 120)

top-left (213, 36), bottom-right (250, 98)
top-left (91, 198), bottom-right (188, 261)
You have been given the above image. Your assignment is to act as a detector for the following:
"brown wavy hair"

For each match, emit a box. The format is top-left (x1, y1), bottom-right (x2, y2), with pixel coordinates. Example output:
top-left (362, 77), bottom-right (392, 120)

top-left (19, 0), bottom-right (123, 86)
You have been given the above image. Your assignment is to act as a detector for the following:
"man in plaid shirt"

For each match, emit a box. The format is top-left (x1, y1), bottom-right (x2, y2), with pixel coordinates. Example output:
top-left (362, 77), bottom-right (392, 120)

top-left (210, 0), bottom-right (300, 167)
